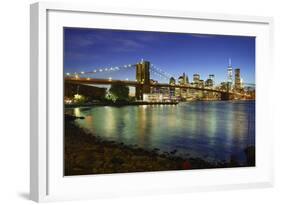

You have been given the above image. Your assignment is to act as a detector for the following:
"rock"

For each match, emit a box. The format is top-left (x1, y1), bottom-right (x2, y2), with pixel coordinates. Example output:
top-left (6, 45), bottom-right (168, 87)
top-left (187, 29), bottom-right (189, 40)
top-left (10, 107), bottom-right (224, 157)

top-left (244, 146), bottom-right (255, 166)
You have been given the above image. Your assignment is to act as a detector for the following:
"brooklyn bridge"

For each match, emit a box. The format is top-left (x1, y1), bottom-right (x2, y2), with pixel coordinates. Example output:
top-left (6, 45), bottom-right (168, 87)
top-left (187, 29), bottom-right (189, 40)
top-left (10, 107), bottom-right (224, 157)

top-left (65, 60), bottom-right (254, 101)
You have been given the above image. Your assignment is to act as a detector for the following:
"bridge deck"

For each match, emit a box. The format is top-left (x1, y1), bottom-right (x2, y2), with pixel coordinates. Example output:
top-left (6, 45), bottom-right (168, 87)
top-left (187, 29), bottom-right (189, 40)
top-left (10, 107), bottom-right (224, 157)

top-left (65, 77), bottom-right (237, 94)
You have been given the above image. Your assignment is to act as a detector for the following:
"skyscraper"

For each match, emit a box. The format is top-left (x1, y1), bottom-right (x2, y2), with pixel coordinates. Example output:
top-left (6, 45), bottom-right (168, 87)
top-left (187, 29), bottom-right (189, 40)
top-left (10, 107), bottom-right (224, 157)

top-left (227, 58), bottom-right (233, 87)
top-left (234, 68), bottom-right (241, 90)
top-left (209, 74), bottom-right (215, 81)
top-left (205, 74), bottom-right (215, 87)
top-left (193, 73), bottom-right (200, 83)
top-left (178, 72), bottom-right (188, 85)
top-left (169, 77), bottom-right (176, 85)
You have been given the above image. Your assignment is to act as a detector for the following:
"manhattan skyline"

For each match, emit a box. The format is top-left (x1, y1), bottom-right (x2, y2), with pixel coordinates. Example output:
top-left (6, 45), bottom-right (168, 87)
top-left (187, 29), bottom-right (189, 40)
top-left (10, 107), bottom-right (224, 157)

top-left (64, 27), bottom-right (255, 84)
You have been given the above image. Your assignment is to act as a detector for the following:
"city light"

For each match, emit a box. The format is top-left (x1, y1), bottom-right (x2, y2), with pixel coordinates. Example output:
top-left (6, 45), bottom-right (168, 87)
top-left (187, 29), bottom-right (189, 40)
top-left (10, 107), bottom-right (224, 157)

top-left (63, 28), bottom-right (256, 176)
top-left (74, 94), bottom-right (82, 100)
top-left (64, 60), bottom-right (254, 102)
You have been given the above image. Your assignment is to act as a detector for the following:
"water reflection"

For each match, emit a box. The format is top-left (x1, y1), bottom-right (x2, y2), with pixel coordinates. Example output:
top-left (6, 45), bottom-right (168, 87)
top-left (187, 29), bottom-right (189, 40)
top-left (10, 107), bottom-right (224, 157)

top-left (67, 101), bottom-right (255, 163)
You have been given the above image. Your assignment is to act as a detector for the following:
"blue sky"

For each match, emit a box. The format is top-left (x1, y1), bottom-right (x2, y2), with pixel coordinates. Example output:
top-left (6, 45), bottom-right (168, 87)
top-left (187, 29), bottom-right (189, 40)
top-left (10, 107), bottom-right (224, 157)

top-left (64, 27), bottom-right (255, 84)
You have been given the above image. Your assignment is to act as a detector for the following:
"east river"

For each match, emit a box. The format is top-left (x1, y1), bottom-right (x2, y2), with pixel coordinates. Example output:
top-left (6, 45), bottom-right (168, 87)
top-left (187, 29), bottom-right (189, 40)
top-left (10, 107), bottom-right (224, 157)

top-left (66, 101), bottom-right (255, 164)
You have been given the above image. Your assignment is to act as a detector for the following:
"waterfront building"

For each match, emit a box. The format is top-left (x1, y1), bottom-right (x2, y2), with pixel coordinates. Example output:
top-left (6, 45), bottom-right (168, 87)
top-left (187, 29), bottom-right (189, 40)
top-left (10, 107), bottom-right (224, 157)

top-left (220, 82), bottom-right (228, 91)
top-left (143, 93), bottom-right (163, 102)
top-left (178, 72), bottom-right (188, 85)
top-left (175, 87), bottom-right (183, 97)
top-left (150, 79), bottom-right (159, 94)
top-left (169, 77), bottom-right (176, 85)
top-left (178, 76), bottom-right (183, 84)
top-left (205, 79), bottom-right (213, 88)
top-left (169, 77), bottom-right (176, 97)
top-left (234, 68), bottom-right (242, 90)
top-left (209, 74), bottom-right (215, 81)
top-left (205, 74), bottom-right (215, 88)
top-left (193, 73), bottom-right (200, 84)
top-left (199, 79), bottom-right (205, 88)
top-left (183, 73), bottom-right (189, 84)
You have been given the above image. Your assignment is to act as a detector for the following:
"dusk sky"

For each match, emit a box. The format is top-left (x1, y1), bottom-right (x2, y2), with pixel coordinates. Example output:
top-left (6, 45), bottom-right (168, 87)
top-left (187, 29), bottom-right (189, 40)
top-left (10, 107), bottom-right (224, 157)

top-left (64, 27), bottom-right (255, 84)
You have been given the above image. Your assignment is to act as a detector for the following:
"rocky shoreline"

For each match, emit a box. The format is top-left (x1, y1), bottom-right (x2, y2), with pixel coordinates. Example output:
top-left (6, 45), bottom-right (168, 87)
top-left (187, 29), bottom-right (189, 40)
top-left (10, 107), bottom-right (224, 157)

top-left (64, 116), bottom-right (254, 176)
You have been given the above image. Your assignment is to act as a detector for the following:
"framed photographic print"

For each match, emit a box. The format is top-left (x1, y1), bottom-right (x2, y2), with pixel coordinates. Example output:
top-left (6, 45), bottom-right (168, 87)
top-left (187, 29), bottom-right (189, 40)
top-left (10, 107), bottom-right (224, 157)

top-left (30, 2), bottom-right (274, 202)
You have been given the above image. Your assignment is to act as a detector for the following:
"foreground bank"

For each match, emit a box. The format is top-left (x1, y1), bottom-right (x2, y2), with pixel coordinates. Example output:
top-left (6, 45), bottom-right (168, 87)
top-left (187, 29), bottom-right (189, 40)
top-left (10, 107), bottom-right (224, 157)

top-left (64, 116), bottom-right (254, 176)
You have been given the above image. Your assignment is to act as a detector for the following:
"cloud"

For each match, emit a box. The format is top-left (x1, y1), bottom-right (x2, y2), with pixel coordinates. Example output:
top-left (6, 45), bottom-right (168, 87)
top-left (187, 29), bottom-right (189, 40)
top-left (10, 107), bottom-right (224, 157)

top-left (65, 28), bottom-right (157, 53)
top-left (111, 39), bottom-right (145, 52)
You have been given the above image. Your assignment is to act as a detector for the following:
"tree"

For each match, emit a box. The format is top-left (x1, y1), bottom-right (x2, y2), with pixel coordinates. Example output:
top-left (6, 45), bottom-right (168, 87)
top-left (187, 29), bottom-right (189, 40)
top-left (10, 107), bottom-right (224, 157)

top-left (73, 94), bottom-right (86, 104)
top-left (108, 84), bottom-right (129, 101)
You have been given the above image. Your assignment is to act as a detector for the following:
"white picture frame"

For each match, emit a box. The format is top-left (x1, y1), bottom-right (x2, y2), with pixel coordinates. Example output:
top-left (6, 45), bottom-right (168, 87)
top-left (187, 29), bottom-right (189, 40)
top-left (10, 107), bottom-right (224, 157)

top-left (30, 2), bottom-right (274, 202)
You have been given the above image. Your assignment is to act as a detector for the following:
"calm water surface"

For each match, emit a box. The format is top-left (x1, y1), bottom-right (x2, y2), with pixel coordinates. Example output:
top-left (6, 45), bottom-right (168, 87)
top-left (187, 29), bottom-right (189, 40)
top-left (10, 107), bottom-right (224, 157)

top-left (66, 101), bottom-right (255, 163)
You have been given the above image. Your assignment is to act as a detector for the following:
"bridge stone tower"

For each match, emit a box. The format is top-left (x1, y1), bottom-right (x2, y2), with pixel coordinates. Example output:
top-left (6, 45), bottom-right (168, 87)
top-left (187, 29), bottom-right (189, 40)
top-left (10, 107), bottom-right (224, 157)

top-left (220, 83), bottom-right (233, 100)
top-left (136, 60), bottom-right (150, 100)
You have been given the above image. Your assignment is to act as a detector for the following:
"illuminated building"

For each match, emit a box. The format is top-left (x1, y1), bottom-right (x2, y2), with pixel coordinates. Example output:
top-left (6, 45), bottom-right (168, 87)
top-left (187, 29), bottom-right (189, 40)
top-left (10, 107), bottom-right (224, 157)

top-left (209, 74), bottom-right (215, 83)
top-left (205, 79), bottom-right (213, 88)
top-left (177, 73), bottom-right (189, 99)
top-left (169, 77), bottom-right (176, 97)
top-left (227, 58), bottom-right (233, 88)
top-left (193, 73), bottom-right (200, 84)
top-left (234, 68), bottom-right (241, 90)
top-left (199, 79), bottom-right (205, 88)
top-left (150, 79), bottom-right (159, 94)
top-left (205, 74), bottom-right (215, 88)
top-left (169, 77), bottom-right (176, 85)
top-left (178, 73), bottom-right (188, 85)
top-left (143, 93), bottom-right (163, 102)
top-left (178, 76), bottom-right (183, 84)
